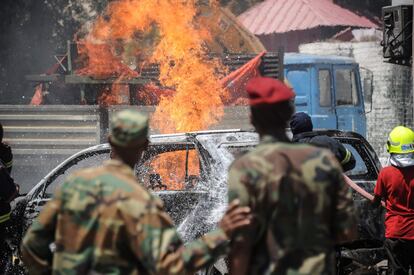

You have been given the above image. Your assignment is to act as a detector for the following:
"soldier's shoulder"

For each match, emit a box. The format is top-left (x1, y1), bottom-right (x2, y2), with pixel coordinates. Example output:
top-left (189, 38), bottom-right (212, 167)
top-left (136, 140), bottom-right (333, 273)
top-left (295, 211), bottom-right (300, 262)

top-left (62, 165), bottom-right (159, 217)
top-left (230, 141), bottom-right (337, 170)
top-left (65, 165), bottom-right (153, 200)
top-left (253, 141), bottom-right (326, 161)
top-left (232, 142), bottom-right (307, 163)
top-left (65, 165), bottom-right (106, 182)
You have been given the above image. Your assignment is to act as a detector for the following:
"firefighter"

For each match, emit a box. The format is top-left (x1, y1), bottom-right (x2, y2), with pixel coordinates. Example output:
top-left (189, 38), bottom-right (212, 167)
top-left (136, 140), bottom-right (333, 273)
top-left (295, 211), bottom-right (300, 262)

top-left (0, 123), bottom-right (18, 270)
top-left (290, 112), bottom-right (356, 172)
top-left (0, 123), bottom-right (13, 173)
top-left (372, 126), bottom-right (414, 274)
top-left (227, 77), bottom-right (356, 274)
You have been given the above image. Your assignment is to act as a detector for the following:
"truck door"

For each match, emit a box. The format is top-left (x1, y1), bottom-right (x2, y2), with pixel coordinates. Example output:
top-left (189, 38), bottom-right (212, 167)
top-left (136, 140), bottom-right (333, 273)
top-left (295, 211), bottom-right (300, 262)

top-left (285, 65), bottom-right (310, 113)
top-left (312, 65), bottom-right (337, 129)
top-left (333, 65), bottom-right (366, 136)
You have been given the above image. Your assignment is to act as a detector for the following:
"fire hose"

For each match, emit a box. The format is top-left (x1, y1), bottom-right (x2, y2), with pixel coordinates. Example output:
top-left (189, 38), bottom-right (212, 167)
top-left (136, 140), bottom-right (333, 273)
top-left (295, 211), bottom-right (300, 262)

top-left (343, 175), bottom-right (385, 208)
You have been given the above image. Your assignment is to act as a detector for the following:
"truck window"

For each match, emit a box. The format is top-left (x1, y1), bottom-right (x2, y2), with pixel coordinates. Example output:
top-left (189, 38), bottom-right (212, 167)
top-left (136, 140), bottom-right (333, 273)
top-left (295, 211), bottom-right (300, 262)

top-left (318, 69), bottom-right (331, 107)
top-left (335, 69), bottom-right (359, 106)
top-left (285, 68), bottom-right (309, 96)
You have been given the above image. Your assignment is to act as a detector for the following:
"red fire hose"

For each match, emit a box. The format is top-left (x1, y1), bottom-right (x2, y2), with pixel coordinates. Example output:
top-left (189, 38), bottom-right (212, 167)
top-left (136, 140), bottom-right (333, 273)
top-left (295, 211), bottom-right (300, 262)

top-left (343, 175), bottom-right (385, 208)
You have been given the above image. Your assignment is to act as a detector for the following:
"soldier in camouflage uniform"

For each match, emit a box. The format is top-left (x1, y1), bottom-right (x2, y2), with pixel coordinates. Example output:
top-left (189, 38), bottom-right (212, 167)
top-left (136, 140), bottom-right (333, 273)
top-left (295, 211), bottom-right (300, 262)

top-left (21, 109), bottom-right (251, 275)
top-left (227, 77), bottom-right (357, 275)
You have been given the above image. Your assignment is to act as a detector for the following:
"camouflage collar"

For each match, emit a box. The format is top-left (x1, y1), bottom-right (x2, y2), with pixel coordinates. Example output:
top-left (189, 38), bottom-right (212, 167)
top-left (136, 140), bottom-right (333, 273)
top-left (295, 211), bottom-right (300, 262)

top-left (260, 134), bottom-right (288, 144)
top-left (103, 159), bottom-right (136, 178)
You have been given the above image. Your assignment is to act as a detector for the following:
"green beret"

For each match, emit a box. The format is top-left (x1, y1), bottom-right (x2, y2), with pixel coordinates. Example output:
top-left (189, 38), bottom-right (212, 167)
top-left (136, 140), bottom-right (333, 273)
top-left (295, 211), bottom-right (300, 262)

top-left (109, 110), bottom-right (149, 147)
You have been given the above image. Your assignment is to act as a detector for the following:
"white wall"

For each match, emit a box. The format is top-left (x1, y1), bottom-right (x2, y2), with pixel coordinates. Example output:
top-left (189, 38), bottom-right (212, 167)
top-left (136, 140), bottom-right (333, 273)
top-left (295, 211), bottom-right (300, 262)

top-left (392, 0), bottom-right (413, 5)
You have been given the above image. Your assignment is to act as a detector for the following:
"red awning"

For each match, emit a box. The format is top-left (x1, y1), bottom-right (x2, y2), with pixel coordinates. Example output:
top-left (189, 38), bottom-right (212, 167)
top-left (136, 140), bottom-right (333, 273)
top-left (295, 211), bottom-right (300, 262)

top-left (238, 0), bottom-right (378, 35)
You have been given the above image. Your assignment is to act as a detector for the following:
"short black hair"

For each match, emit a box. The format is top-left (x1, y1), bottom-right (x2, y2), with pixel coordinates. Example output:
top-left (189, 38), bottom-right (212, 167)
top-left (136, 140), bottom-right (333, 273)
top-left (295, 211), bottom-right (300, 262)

top-left (290, 112), bottom-right (313, 135)
top-left (250, 101), bottom-right (294, 132)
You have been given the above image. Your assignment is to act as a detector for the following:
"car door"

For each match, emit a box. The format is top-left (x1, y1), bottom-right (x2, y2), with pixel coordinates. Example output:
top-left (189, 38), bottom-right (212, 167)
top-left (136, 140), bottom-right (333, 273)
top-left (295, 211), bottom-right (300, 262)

top-left (333, 65), bottom-right (366, 135)
top-left (338, 137), bottom-right (384, 241)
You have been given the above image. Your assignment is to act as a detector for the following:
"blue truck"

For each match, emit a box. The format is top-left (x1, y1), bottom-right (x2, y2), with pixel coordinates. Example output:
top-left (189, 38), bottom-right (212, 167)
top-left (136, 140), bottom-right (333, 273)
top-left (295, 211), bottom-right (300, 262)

top-left (284, 53), bottom-right (368, 137)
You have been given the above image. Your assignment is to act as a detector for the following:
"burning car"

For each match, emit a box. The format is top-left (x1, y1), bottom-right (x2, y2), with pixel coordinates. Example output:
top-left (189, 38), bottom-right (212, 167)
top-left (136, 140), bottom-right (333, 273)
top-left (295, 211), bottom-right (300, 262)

top-left (7, 129), bottom-right (385, 274)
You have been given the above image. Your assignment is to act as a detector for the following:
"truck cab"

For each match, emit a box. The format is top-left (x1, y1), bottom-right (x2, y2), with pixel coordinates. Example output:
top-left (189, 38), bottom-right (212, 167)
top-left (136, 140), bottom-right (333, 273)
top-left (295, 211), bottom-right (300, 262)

top-left (284, 53), bottom-right (367, 137)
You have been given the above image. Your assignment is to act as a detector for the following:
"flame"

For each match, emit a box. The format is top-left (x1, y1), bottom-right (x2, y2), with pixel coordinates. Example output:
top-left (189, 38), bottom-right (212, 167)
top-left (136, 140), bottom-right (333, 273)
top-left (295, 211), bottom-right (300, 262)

top-left (135, 84), bottom-right (175, 105)
top-left (78, 0), bottom-right (227, 131)
top-left (97, 75), bottom-right (131, 106)
top-left (77, 42), bottom-right (138, 79)
top-left (30, 84), bottom-right (43, 105)
top-left (78, 0), bottom-right (227, 190)
top-left (149, 150), bottom-right (199, 190)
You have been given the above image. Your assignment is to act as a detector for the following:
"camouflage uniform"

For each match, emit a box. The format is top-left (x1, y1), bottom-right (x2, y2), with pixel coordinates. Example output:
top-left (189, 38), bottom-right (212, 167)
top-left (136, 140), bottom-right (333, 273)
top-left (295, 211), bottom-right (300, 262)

top-left (228, 135), bottom-right (356, 274)
top-left (21, 110), bottom-right (229, 275)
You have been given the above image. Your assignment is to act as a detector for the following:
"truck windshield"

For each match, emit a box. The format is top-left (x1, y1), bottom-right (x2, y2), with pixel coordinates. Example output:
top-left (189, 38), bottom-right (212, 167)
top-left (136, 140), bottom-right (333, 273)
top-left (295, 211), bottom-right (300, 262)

top-left (335, 69), bottom-right (359, 106)
top-left (285, 67), bottom-right (309, 96)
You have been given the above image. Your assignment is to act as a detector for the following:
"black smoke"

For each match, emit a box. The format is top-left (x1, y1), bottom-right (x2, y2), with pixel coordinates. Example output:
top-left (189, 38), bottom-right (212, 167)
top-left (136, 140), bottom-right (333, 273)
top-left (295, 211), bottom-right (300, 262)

top-left (0, 0), bottom-right (107, 104)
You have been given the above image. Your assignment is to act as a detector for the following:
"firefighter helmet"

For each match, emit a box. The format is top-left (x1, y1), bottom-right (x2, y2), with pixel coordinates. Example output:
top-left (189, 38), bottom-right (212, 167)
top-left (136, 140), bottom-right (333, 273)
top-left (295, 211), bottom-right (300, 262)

top-left (386, 126), bottom-right (414, 154)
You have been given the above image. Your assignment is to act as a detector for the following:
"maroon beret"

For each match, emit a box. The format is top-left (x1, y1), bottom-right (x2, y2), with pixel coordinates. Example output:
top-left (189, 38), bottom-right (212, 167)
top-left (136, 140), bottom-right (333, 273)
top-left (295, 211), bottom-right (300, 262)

top-left (246, 77), bottom-right (295, 106)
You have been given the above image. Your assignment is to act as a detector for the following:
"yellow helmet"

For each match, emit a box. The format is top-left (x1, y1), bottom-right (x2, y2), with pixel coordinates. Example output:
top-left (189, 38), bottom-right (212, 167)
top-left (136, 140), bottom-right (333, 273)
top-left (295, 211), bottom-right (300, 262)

top-left (387, 126), bottom-right (414, 154)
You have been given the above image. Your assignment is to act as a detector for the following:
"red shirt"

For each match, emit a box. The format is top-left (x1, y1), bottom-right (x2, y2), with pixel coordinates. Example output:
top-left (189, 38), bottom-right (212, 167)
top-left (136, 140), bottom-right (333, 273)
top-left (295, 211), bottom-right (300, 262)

top-left (374, 165), bottom-right (414, 240)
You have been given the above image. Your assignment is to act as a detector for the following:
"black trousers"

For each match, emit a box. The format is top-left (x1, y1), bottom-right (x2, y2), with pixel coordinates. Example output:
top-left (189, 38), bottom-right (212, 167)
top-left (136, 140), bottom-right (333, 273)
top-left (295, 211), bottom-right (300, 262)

top-left (384, 238), bottom-right (414, 274)
top-left (0, 223), bottom-right (8, 271)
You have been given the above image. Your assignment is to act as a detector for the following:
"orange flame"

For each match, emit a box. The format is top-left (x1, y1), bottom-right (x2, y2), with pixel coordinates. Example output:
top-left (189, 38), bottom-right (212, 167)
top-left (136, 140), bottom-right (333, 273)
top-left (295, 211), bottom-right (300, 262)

top-left (148, 150), bottom-right (200, 190)
top-left (78, 0), bottom-right (227, 131)
top-left (77, 42), bottom-right (138, 79)
top-left (78, 0), bottom-right (227, 190)
top-left (97, 75), bottom-right (132, 106)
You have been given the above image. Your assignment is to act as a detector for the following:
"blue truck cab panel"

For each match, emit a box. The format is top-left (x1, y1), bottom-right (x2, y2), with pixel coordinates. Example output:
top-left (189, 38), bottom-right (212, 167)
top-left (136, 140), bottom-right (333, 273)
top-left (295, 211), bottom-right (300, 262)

top-left (284, 53), bottom-right (367, 137)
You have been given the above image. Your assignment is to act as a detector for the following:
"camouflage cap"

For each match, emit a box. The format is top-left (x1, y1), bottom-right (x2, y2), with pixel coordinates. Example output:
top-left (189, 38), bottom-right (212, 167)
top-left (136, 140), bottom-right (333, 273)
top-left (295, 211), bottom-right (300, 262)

top-left (109, 110), bottom-right (149, 147)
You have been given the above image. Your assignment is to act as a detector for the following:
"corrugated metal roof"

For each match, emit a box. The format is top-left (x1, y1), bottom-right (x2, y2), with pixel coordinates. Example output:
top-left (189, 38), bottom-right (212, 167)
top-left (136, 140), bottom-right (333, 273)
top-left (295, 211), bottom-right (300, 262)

top-left (238, 0), bottom-right (378, 35)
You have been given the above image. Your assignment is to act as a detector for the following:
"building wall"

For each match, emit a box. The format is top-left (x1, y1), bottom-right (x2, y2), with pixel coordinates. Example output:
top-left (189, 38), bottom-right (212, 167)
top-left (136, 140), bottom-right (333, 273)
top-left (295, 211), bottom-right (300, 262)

top-left (258, 27), bottom-right (342, 52)
top-left (300, 41), bottom-right (413, 162)
top-left (392, 0), bottom-right (413, 5)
